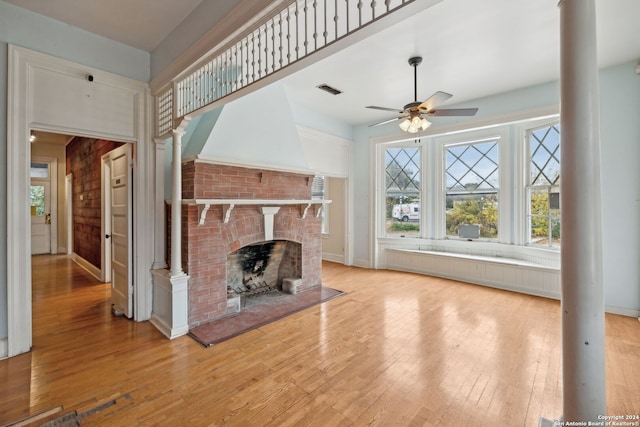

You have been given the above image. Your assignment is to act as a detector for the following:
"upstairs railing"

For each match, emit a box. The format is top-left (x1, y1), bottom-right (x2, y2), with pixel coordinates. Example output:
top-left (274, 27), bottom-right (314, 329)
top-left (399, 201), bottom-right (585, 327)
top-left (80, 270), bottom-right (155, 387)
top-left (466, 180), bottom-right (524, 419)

top-left (156, 0), bottom-right (418, 138)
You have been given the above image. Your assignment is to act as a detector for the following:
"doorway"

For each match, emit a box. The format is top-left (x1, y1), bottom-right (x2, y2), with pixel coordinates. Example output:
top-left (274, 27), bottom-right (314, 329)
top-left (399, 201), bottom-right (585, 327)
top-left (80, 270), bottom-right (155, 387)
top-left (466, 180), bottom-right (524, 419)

top-left (30, 153), bottom-right (62, 256)
top-left (7, 46), bottom-right (152, 358)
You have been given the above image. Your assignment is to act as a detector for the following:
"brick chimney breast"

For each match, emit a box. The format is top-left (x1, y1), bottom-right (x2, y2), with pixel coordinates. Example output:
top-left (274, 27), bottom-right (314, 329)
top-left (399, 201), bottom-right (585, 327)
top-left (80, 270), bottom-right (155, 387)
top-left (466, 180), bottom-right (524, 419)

top-left (175, 161), bottom-right (322, 327)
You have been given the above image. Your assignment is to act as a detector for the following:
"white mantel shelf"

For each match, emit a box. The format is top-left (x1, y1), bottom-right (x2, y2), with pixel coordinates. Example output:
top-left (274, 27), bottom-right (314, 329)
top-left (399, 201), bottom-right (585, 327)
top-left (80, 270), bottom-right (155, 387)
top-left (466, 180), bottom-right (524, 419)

top-left (178, 199), bottom-right (332, 225)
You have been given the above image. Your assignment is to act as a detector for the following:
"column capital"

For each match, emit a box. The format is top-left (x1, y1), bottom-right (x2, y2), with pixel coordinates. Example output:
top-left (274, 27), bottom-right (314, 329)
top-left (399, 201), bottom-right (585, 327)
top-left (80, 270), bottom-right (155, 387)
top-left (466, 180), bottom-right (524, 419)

top-left (172, 117), bottom-right (192, 136)
top-left (153, 137), bottom-right (167, 149)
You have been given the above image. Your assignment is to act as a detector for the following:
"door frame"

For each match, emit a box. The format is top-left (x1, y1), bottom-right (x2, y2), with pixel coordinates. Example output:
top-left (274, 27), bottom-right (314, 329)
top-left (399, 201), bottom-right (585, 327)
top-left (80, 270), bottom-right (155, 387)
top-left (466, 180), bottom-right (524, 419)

top-left (65, 173), bottom-right (73, 255)
top-left (31, 155), bottom-right (58, 254)
top-left (6, 46), bottom-right (154, 358)
top-left (102, 155), bottom-right (113, 283)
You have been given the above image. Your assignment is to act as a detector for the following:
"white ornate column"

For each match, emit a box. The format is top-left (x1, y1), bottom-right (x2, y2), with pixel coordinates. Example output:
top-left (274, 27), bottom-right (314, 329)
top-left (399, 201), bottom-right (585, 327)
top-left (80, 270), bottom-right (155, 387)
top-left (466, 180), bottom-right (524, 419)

top-left (150, 118), bottom-right (191, 339)
top-left (152, 137), bottom-right (168, 270)
top-left (558, 0), bottom-right (605, 423)
top-left (170, 120), bottom-right (190, 276)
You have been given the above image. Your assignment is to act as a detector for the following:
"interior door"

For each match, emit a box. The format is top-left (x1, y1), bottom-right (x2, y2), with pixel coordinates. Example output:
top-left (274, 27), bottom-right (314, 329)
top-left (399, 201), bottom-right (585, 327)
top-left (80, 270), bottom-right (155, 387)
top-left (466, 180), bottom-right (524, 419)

top-left (31, 180), bottom-right (51, 255)
top-left (106, 144), bottom-right (133, 318)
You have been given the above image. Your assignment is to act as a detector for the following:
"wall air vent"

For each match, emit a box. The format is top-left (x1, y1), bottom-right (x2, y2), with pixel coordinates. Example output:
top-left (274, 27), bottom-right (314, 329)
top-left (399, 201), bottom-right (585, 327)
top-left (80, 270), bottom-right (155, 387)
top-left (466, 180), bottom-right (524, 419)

top-left (316, 84), bottom-right (342, 95)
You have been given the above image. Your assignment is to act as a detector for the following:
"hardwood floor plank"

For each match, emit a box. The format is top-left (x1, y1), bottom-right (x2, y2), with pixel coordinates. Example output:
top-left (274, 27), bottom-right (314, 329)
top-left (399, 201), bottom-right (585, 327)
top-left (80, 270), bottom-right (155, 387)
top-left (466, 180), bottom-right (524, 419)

top-left (1, 256), bottom-right (638, 426)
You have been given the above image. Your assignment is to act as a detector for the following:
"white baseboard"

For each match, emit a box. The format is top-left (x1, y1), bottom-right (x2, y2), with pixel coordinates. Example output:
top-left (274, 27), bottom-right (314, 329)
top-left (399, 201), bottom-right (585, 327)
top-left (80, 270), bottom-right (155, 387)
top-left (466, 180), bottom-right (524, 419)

top-left (539, 418), bottom-right (557, 427)
top-left (352, 258), bottom-right (371, 269)
top-left (322, 252), bottom-right (345, 264)
top-left (0, 338), bottom-right (8, 359)
top-left (605, 305), bottom-right (640, 318)
top-left (150, 314), bottom-right (189, 340)
top-left (72, 253), bottom-right (103, 281)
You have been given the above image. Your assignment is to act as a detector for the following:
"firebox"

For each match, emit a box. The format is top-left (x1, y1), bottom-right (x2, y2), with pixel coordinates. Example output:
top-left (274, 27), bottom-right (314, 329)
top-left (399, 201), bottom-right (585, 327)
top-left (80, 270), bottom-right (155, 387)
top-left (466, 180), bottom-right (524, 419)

top-left (226, 240), bottom-right (302, 305)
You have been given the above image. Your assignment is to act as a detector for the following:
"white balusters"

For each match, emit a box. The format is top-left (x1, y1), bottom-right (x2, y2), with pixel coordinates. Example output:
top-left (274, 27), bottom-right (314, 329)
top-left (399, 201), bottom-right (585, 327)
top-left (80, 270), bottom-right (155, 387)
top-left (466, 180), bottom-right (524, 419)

top-left (158, 0), bottom-right (417, 137)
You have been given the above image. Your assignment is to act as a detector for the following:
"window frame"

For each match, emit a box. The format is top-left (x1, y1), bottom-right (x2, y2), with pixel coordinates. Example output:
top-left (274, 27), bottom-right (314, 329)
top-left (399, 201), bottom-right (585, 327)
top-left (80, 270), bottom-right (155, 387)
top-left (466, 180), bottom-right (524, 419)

top-left (524, 120), bottom-right (561, 249)
top-left (372, 110), bottom-right (561, 265)
top-left (311, 175), bottom-right (329, 234)
top-left (380, 142), bottom-right (424, 239)
top-left (443, 136), bottom-right (500, 240)
top-left (433, 127), bottom-right (510, 242)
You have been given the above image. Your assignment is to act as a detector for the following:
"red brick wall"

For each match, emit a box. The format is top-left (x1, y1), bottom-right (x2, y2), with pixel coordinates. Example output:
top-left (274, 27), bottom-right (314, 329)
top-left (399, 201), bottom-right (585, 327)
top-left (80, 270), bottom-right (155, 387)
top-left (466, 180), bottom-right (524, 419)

top-left (178, 161), bottom-right (323, 327)
top-left (66, 137), bottom-right (124, 269)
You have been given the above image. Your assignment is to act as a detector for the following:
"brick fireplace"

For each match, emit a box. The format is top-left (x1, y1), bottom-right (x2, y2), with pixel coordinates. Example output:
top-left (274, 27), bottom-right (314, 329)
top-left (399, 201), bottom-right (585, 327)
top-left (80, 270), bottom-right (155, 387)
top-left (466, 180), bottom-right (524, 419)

top-left (175, 161), bottom-right (323, 328)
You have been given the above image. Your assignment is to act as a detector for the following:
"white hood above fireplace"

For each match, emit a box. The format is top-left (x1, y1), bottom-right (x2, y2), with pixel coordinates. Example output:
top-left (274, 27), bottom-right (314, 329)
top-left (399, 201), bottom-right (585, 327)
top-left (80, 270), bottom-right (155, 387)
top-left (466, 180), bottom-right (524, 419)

top-left (194, 81), bottom-right (309, 171)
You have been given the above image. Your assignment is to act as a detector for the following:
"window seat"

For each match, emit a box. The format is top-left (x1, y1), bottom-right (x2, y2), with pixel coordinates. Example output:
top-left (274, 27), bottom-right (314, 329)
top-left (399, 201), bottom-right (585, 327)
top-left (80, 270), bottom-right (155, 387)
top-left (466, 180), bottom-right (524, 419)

top-left (384, 247), bottom-right (561, 300)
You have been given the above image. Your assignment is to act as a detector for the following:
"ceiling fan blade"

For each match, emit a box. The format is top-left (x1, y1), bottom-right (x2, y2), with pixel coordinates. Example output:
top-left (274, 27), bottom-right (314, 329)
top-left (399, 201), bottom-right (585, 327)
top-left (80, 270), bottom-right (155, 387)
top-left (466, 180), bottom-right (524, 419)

top-left (366, 105), bottom-right (404, 113)
top-left (418, 91), bottom-right (453, 111)
top-left (427, 108), bottom-right (479, 117)
top-left (369, 116), bottom-right (406, 127)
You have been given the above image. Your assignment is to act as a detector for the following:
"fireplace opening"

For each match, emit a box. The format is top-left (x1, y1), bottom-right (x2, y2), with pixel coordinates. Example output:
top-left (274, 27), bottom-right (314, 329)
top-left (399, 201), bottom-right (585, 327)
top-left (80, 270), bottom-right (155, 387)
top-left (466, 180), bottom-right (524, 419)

top-left (226, 240), bottom-right (302, 308)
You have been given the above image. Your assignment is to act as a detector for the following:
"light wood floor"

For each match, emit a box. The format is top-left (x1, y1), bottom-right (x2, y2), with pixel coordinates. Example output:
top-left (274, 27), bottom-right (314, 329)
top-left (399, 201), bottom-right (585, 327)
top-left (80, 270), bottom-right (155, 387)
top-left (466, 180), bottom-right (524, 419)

top-left (1, 255), bottom-right (639, 426)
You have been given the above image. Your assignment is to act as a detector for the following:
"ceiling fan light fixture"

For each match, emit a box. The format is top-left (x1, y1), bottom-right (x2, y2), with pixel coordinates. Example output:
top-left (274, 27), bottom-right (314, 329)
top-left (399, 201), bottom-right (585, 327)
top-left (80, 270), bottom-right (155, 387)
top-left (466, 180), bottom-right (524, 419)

top-left (399, 115), bottom-right (431, 133)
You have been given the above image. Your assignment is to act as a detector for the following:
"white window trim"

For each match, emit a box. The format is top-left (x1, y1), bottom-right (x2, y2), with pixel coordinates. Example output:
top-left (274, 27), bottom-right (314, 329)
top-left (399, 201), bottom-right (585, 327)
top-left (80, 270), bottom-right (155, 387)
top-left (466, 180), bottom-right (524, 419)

top-left (377, 140), bottom-right (424, 240)
top-left (521, 118), bottom-right (562, 249)
top-left (434, 128), bottom-right (510, 243)
top-left (372, 108), bottom-right (561, 269)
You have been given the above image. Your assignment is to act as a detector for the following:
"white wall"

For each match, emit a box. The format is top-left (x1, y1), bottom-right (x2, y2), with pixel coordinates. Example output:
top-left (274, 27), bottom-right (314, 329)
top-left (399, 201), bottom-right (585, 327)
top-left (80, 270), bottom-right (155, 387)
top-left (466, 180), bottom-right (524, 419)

top-left (352, 61), bottom-right (640, 314)
top-left (0, 1), bottom-right (149, 82)
top-left (0, 0), bottom-right (150, 342)
top-left (599, 62), bottom-right (640, 313)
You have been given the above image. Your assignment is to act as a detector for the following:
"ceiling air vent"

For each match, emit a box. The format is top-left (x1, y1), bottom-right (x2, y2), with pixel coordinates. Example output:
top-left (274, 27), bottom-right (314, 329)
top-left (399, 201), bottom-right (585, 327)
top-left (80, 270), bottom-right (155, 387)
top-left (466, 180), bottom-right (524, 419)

top-left (316, 84), bottom-right (342, 95)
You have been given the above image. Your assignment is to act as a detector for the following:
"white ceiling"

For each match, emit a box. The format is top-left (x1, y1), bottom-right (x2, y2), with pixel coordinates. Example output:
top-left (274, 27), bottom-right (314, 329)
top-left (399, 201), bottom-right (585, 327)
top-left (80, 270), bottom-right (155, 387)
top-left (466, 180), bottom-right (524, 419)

top-left (7, 0), bottom-right (640, 128)
top-left (4, 0), bottom-right (204, 51)
top-left (283, 0), bottom-right (640, 126)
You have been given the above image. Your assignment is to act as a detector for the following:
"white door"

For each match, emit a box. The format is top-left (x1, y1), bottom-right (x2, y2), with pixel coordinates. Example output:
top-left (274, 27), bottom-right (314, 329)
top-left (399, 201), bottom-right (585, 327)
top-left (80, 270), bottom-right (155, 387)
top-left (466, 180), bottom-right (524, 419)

top-left (105, 145), bottom-right (133, 318)
top-left (31, 180), bottom-right (51, 255)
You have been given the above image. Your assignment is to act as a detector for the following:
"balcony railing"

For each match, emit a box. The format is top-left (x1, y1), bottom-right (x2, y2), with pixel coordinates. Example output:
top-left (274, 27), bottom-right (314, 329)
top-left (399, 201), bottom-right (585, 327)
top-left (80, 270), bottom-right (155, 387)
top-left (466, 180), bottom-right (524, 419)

top-left (156, 0), bottom-right (417, 137)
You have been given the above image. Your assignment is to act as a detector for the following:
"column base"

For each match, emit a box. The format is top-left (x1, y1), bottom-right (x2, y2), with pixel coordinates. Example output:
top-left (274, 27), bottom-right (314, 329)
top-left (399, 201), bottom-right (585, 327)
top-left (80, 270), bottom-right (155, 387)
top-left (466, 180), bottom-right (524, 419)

top-left (539, 417), bottom-right (558, 427)
top-left (150, 269), bottom-right (189, 339)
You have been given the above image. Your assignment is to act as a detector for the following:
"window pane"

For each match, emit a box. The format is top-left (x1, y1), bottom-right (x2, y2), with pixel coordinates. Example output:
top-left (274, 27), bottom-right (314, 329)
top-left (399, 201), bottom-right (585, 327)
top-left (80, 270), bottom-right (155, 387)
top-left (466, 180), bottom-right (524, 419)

top-left (446, 193), bottom-right (498, 238)
top-left (528, 188), bottom-right (561, 247)
top-left (386, 147), bottom-right (420, 192)
top-left (445, 139), bottom-right (499, 239)
top-left (30, 185), bottom-right (45, 216)
top-left (30, 162), bottom-right (49, 179)
top-left (529, 124), bottom-right (560, 185)
top-left (386, 147), bottom-right (420, 236)
top-left (446, 141), bottom-right (498, 191)
top-left (528, 123), bottom-right (561, 247)
top-left (311, 176), bottom-right (327, 234)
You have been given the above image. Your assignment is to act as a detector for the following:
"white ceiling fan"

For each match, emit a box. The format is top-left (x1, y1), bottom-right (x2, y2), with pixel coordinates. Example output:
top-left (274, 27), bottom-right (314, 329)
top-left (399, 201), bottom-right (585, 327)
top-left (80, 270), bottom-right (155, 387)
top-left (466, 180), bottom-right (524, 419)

top-left (366, 56), bottom-right (478, 133)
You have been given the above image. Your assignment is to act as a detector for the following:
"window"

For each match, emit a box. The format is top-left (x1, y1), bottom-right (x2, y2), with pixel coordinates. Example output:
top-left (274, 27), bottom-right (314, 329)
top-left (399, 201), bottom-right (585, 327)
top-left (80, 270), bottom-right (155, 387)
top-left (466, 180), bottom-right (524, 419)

top-left (375, 112), bottom-right (560, 256)
top-left (30, 162), bottom-right (49, 179)
top-left (527, 123), bottom-right (561, 247)
top-left (445, 138), bottom-right (499, 239)
top-left (311, 175), bottom-right (328, 234)
top-left (385, 146), bottom-right (421, 236)
top-left (30, 184), bottom-right (46, 216)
